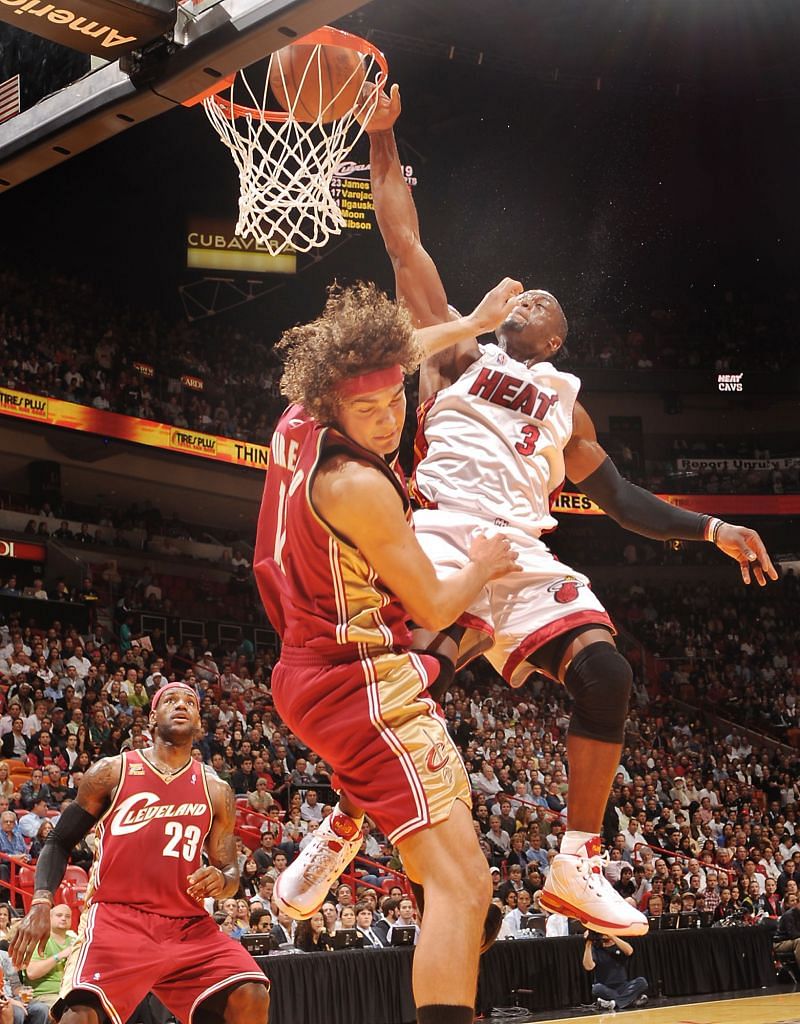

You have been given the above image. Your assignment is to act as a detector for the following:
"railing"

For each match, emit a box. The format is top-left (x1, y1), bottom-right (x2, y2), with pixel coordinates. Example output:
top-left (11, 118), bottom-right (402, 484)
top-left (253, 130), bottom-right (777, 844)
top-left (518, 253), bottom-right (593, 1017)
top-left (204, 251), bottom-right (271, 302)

top-left (0, 851), bottom-right (86, 929)
top-left (633, 840), bottom-right (737, 887)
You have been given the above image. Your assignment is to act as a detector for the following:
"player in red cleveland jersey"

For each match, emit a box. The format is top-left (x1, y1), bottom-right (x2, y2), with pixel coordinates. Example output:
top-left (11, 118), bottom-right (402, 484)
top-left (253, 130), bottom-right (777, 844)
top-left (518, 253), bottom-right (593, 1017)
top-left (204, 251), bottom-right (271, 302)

top-left (254, 282), bottom-right (521, 1024)
top-left (10, 682), bottom-right (269, 1024)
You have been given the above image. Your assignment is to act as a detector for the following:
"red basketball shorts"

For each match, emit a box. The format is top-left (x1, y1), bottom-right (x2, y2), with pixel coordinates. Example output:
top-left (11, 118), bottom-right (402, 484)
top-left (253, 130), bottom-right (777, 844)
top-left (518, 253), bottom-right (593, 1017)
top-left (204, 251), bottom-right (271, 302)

top-left (56, 902), bottom-right (268, 1024)
top-left (272, 648), bottom-right (471, 845)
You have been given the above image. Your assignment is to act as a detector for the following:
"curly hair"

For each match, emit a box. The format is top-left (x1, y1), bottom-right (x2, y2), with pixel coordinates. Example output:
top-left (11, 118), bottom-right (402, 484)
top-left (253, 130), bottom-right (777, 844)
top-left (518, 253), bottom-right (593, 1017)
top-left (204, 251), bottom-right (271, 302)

top-left (278, 282), bottom-right (421, 423)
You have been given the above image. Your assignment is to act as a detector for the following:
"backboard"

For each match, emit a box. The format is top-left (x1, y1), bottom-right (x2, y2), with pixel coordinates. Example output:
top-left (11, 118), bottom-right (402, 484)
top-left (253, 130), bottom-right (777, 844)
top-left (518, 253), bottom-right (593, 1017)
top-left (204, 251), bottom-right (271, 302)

top-left (0, 0), bottom-right (371, 189)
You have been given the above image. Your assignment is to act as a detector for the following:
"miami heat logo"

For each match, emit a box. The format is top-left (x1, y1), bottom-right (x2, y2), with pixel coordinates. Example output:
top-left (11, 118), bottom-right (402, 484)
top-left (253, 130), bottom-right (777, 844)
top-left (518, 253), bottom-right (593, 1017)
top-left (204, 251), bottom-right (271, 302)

top-left (547, 577), bottom-right (584, 604)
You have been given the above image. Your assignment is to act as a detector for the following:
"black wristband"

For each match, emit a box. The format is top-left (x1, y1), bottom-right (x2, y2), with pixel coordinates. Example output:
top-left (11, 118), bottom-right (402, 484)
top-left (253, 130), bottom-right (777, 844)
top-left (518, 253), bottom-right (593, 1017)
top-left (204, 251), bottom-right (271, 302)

top-left (579, 457), bottom-right (708, 542)
top-left (35, 802), bottom-right (99, 895)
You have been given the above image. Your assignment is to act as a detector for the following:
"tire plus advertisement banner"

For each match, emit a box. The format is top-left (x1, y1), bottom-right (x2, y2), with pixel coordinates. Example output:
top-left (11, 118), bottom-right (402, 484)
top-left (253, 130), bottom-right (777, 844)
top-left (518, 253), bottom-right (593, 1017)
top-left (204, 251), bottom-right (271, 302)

top-left (0, 386), bottom-right (269, 470)
top-left (1, 385), bottom-right (797, 515)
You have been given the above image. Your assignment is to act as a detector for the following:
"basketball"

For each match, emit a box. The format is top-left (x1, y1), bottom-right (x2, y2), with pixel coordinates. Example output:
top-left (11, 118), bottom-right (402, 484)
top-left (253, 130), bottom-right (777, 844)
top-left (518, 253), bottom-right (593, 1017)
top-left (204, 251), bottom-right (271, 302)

top-left (269, 42), bottom-right (366, 124)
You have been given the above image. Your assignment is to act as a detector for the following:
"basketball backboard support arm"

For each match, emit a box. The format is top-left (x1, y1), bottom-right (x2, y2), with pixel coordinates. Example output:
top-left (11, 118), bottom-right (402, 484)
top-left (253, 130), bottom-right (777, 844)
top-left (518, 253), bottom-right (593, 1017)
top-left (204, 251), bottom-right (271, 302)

top-left (0, 0), bottom-right (370, 190)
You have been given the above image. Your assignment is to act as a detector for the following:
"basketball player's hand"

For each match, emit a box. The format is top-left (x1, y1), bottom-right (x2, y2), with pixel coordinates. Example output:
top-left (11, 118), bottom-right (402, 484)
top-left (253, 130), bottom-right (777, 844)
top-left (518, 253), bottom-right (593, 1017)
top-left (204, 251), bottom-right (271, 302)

top-left (468, 530), bottom-right (521, 581)
top-left (356, 81), bottom-right (401, 132)
top-left (8, 904), bottom-right (51, 970)
top-left (186, 865), bottom-right (226, 902)
top-left (714, 524), bottom-right (778, 586)
top-left (468, 277), bottom-right (524, 334)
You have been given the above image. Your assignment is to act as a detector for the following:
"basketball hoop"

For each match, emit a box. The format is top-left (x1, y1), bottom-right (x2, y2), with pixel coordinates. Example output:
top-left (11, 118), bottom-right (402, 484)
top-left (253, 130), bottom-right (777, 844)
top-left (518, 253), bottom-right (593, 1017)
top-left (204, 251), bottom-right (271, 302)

top-left (187, 26), bottom-right (387, 255)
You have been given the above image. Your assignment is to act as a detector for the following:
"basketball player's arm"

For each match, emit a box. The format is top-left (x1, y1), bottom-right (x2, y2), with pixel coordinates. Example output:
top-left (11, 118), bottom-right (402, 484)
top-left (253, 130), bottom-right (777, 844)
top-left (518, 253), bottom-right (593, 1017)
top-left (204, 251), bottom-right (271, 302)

top-left (186, 772), bottom-right (239, 901)
top-left (314, 457), bottom-right (520, 631)
top-left (564, 403), bottom-right (778, 586)
top-left (365, 86), bottom-right (479, 397)
top-left (9, 756), bottom-right (120, 968)
top-left (414, 278), bottom-right (524, 359)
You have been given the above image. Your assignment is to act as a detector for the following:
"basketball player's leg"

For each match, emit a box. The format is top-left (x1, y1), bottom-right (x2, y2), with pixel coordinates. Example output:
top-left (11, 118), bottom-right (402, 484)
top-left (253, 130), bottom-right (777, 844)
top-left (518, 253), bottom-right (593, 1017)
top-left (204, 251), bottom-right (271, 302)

top-left (531, 626), bottom-right (628, 837)
top-left (398, 799), bottom-right (492, 1023)
top-left (219, 982), bottom-right (270, 1023)
top-left (484, 548), bottom-right (646, 934)
top-left (523, 626), bottom-right (646, 934)
top-left (56, 1001), bottom-right (105, 1024)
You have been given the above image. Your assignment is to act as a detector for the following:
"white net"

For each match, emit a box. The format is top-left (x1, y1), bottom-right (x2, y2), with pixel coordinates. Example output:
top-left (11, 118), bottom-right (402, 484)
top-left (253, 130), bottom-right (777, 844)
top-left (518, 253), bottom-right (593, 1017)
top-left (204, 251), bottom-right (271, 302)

top-left (202, 29), bottom-right (385, 255)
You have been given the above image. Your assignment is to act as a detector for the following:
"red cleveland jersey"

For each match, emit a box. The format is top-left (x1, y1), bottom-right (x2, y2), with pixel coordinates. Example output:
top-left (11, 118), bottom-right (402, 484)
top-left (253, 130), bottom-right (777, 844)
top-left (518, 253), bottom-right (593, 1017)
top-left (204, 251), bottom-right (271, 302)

top-left (254, 404), bottom-right (412, 656)
top-left (89, 751), bottom-right (212, 918)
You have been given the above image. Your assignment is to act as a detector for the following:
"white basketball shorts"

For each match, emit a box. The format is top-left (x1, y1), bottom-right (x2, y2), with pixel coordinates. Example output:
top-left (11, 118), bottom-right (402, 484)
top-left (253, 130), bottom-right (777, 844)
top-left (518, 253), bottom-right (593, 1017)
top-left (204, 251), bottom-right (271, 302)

top-left (413, 507), bottom-right (615, 688)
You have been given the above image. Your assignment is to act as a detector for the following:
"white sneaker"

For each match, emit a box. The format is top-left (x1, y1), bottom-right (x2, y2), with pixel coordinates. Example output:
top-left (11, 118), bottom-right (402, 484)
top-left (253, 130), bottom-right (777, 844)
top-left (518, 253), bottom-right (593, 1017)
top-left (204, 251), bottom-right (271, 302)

top-left (274, 807), bottom-right (363, 920)
top-left (596, 998), bottom-right (616, 1013)
top-left (541, 847), bottom-right (649, 936)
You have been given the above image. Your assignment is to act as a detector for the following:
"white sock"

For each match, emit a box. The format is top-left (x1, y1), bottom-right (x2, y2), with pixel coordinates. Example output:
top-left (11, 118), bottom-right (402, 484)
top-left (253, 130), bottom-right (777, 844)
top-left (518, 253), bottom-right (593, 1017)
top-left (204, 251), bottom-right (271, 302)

top-left (561, 830), bottom-right (598, 856)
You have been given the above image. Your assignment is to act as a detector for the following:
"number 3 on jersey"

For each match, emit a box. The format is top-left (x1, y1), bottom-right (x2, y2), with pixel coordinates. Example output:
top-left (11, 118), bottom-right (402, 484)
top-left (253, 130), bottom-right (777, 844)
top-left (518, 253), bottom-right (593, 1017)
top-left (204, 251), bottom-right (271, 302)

top-left (515, 423), bottom-right (541, 456)
top-left (162, 821), bottom-right (202, 860)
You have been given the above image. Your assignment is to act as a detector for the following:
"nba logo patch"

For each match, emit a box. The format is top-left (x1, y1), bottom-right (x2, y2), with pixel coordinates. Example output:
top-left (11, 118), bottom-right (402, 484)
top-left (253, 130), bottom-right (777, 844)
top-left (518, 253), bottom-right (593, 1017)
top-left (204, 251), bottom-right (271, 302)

top-left (128, 763), bottom-right (145, 776)
top-left (547, 577), bottom-right (584, 604)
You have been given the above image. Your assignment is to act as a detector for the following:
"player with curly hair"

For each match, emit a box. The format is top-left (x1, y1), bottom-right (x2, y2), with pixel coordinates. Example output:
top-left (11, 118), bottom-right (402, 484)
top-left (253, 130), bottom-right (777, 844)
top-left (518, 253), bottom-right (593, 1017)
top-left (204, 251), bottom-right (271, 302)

top-left (254, 279), bottom-right (522, 1024)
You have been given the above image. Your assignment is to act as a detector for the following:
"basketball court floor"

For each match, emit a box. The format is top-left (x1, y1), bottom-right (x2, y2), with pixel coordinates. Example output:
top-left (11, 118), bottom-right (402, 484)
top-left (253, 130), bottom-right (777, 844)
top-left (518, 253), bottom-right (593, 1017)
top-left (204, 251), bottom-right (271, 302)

top-left (493, 989), bottom-right (800, 1024)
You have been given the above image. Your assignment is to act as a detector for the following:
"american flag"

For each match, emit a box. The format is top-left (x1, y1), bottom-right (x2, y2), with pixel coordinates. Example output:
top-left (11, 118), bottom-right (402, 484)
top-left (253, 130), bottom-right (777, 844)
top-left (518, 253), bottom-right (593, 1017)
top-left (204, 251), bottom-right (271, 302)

top-left (0, 75), bottom-right (20, 125)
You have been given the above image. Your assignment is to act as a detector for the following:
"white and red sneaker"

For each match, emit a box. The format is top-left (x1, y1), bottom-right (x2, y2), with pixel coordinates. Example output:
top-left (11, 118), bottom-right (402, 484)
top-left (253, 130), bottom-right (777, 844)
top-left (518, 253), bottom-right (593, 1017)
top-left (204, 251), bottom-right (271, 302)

top-left (274, 807), bottom-right (363, 920)
top-left (541, 838), bottom-right (648, 937)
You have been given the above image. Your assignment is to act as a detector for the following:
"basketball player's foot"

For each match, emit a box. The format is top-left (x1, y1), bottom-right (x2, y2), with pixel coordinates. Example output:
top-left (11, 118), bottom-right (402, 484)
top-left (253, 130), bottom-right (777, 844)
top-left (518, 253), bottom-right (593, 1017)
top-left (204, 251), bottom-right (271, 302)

top-left (540, 843), bottom-right (648, 937)
top-left (274, 806), bottom-right (363, 920)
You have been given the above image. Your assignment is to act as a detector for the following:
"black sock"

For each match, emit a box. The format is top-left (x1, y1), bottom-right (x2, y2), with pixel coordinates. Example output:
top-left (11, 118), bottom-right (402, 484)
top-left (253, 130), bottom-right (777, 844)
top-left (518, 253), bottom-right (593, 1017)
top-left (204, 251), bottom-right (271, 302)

top-left (417, 1005), bottom-right (474, 1024)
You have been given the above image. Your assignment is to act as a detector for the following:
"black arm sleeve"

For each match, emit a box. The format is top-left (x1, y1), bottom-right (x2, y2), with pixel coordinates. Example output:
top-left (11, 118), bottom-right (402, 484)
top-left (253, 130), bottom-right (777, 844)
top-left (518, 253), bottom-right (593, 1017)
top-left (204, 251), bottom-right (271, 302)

top-left (578, 456), bottom-right (710, 542)
top-left (35, 802), bottom-right (99, 895)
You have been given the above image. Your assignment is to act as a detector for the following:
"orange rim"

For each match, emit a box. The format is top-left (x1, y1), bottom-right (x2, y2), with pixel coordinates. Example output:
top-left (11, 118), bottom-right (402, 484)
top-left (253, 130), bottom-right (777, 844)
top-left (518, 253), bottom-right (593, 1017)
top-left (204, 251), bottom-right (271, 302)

top-left (185, 25), bottom-right (388, 120)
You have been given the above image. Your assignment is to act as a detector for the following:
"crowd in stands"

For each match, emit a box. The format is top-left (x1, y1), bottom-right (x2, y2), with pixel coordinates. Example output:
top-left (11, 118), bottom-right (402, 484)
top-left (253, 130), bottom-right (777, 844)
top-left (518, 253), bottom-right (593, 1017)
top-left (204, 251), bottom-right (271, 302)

top-left (603, 573), bottom-right (800, 744)
top-left (1, 493), bottom-right (252, 564)
top-left (567, 289), bottom-right (799, 375)
top-left (1, 273), bottom-right (798, 498)
top-left (0, 566), bottom-right (798, 956)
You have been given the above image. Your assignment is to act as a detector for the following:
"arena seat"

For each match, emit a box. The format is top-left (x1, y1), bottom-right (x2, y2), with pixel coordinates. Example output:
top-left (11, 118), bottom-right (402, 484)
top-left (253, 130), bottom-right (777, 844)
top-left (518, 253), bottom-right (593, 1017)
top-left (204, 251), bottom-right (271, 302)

top-left (16, 864), bottom-right (35, 910)
top-left (63, 865), bottom-right (89, 888)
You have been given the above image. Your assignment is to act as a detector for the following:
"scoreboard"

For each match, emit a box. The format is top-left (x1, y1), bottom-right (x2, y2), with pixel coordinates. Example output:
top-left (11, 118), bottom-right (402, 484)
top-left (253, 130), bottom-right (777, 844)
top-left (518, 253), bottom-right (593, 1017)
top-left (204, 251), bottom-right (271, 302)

top-left (331, 160), bottom-right (418, 233)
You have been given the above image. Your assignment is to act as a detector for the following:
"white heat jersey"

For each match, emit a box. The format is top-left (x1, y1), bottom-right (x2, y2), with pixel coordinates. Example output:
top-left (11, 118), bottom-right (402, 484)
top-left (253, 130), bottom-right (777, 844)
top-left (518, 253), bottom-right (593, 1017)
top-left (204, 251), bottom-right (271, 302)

top-left (411, 344), bottom-right (581, 536)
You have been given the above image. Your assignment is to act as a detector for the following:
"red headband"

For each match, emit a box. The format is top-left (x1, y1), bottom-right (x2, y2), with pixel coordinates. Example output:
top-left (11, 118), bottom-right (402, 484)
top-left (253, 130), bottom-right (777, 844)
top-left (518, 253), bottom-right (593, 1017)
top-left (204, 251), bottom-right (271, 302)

top-left (151, 682), bottom-right (198, 711)
top-left (337, 365), bottom-right (403, 399)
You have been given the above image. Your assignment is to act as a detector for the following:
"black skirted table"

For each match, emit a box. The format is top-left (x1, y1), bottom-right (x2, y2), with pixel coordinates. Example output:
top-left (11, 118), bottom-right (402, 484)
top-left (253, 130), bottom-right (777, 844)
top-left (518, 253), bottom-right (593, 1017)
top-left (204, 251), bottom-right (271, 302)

top-left (255, 926), bottom-right (775, 1024)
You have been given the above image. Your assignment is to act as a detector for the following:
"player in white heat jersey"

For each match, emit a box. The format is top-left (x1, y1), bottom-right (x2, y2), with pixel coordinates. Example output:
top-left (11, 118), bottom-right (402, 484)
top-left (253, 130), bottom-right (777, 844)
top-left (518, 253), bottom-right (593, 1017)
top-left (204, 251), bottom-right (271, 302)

top-left (363, 83), bottom-right (776, 940)
top-left (410, 341), bottom-right (614, 688)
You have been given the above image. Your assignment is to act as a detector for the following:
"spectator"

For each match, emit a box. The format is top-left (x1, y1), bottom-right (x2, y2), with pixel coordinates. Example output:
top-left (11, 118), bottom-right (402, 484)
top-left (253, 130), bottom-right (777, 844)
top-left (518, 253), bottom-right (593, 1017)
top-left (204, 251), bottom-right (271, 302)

top-left (0, 810), bottom-right (29, 888)
top-left (1, 719), bottom-right (29, 760)
top-left (583, 931), bottom-right (649, 1012)
top-left (270, 909), bottom-right (296, 947)
top-left (300, 789), bottom-right (323, 823)
top-left (247, 778), bottom-right (274, 814)
top-left (28, 820), bottom-right (54, 861)
top-left (18, 797), bottom-right (52, 839)
top-left (773, 902), bottom-right (800, 971)
top-left (355, 904), bottom-right (383, 948)
top-left (18, 769), bottom-right (46, 809)
top-left (294, 912), bottom-right (333, 952)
